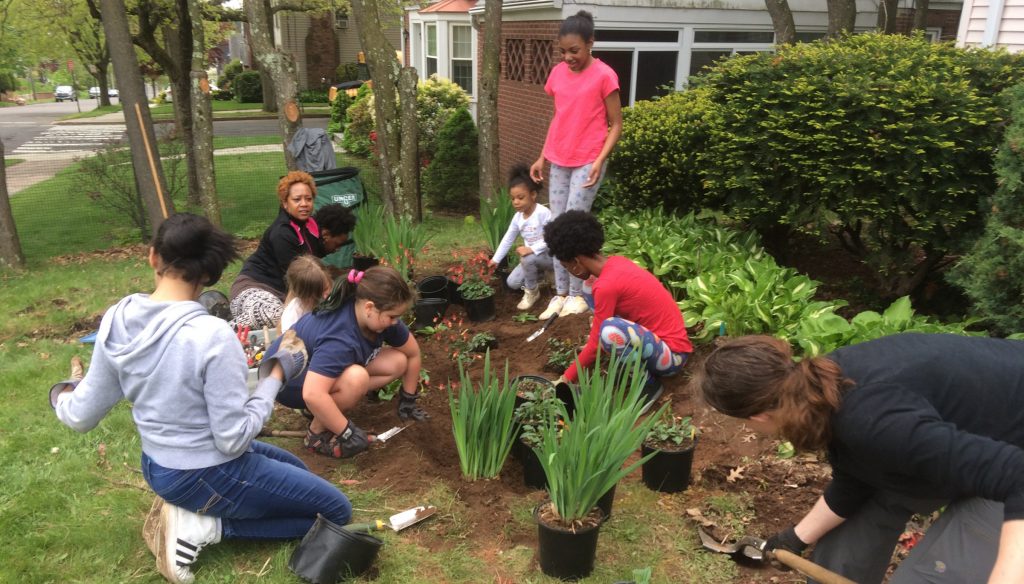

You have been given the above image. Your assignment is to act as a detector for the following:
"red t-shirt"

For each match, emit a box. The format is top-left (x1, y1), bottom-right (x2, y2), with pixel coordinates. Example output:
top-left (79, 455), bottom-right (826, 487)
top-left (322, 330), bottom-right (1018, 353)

top-left (542, 59), bottom-right (619, 167)
top-left (565, 256), bottom-right (692, 382)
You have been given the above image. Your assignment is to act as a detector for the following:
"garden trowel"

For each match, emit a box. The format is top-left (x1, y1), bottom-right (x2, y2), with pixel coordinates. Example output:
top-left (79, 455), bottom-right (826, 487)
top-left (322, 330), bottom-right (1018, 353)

top-left (526, 314), bottom-right (558, 342)
top-left (344, 505), bottom-right (438, 533)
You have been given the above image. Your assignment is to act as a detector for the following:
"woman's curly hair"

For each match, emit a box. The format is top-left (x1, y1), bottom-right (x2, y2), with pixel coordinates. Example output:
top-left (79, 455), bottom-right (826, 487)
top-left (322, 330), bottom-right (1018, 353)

top-left (277, 171), bottom-right (317, 205)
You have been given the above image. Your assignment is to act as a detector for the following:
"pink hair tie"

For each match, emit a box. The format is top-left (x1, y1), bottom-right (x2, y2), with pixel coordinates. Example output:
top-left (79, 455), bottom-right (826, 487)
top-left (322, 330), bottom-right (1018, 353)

top-left (347, 269), bottom-right (365, 284)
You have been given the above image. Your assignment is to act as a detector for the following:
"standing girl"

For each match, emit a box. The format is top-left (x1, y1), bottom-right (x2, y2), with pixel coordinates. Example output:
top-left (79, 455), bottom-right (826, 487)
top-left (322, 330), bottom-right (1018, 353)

top-left (50, 213), bottom-right (351, 584)
top-left (489, 164), bottom-right (553, 311)
top-left (279, 255), bottom-right (332, 332)
top-left (530, 10), bottom-right (623, 320)
top-left (270, 266), bottom-right (427, 459)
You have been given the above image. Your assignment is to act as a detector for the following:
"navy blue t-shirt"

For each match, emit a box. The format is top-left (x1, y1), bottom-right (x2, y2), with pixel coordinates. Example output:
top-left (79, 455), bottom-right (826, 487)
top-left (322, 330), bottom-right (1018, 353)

top-left (269, 300), bottom-right (409, 399)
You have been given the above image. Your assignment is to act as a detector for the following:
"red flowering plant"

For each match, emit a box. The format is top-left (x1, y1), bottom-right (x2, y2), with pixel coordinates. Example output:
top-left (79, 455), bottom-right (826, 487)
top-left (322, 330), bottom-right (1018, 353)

top-left (450, 251), bottom-right (496, 300)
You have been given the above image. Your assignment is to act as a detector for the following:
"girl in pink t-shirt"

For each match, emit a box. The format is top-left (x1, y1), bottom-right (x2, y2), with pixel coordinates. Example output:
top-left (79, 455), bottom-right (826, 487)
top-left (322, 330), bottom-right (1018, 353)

top-left (529, 10), bottom-right (623, 321)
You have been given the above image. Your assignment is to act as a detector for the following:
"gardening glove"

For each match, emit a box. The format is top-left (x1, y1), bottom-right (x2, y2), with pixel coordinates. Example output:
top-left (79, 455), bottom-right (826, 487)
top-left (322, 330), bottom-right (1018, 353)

top-left (764, 525), bottom-right (809, 564)
top-left (397, 390), bottom-right (429, 422)
top-left (338, 421), bottom-right (370, 458)
top-left (49, 379), bottom-right (80, 409)
top-left (257, 330), bottom-right (308, 383)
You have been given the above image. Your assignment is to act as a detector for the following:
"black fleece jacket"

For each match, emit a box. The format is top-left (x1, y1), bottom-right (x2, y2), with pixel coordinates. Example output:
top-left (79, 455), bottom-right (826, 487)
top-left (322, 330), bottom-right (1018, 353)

top-left (237, 208), bottom-right (324, 295)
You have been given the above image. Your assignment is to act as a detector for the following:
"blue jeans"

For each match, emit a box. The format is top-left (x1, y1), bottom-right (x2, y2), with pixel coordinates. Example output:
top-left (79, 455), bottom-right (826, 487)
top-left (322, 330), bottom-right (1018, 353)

top-left (141, 441), bottom-right (352, 540)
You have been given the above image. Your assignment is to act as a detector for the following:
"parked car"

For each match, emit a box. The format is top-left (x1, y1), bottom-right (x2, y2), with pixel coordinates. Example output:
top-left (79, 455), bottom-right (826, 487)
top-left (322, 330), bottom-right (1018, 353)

top-left (54, 86), bottom-right (77, 102)
top-left (89, 87), bottom-right (120, 99)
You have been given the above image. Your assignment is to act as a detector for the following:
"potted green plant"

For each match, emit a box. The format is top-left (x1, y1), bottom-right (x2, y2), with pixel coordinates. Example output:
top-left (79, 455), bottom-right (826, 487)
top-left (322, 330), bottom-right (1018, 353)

top-left (533, 351), bottom-right (666, 580)
top-left (448, 352), bottom-right (520, 480)
top-left (352, 201), bottom-right (384, 270)
top-left (640, 410), bottom-right (699, 493)
top-left (511, 376), bottom-right (560, 489)
top-left (381, 212), bottom-right (430, 281)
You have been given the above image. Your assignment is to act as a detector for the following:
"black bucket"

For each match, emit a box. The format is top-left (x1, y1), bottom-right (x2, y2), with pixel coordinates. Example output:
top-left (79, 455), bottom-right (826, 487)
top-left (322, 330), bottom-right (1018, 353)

top-left (641, 441), bottom-right (696, 493)
top-left (464, 295), bottom-right (495, 322)
top-left (412, 298), bottom-right (448, 329)
top-left (352, 256), bottom-right (379, 271)
top-left (288, 514), bottom-right (383, 584)
top-left (597, 484), bottom-right (616, 522)
top-left (535, 503), bottom-right (603, 581)
top-left (416, 275), bottom-right (449, 301)
top-left (447, 278), bottom-right (463, 305)
top-left (518, 439), bottom-right (547, 490)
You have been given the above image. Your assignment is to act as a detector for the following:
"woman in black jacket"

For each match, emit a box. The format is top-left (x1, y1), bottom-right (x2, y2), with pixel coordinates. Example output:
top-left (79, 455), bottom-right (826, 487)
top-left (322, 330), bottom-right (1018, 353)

top-left (695, 333), bottom-right (1024, 584)
top-left (229, 171), bottom-right (354, 328)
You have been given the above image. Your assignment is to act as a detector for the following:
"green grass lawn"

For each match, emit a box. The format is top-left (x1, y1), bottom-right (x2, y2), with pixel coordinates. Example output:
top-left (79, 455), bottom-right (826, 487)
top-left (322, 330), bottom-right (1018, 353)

top-left (5, 158), bottom-right (24, 167)
top-left (211, 135), bottom-right (282, 150)
top-left (60, 104), bottom-right (123, 120)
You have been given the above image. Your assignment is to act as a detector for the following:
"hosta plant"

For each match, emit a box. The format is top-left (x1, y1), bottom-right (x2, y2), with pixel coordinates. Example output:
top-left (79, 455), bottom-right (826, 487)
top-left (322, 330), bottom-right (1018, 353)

top-left (448, 352), bottom-right (520, 480)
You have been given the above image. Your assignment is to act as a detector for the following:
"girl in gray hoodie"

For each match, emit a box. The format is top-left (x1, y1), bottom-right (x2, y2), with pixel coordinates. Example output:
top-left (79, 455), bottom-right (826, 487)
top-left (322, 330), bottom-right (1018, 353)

top-left (50, 213), bottom-right (350, 584)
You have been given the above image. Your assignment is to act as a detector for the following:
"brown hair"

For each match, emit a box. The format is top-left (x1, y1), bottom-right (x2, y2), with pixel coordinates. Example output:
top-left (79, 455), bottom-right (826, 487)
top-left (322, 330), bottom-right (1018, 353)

top-left (284, 255), bottom-right (331, 311)
top-left (277, 171), bottom-right (317, 205)
top-left (315, 266), bottom-right (416, 314)
top-left (693, 335), bottom-right (852, 452)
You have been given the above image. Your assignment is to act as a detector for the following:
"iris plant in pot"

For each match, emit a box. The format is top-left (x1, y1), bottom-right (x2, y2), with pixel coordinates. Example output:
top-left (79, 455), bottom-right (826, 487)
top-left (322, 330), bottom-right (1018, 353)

top-left (533, 350), bottom-right (666, 580)
top-left (641, 410), bottom-right (699, 493)
top-left (448, 352), bottom-right (520, 480)
top-left (511, 378), bottom-right (561, 490)
top-left (351, 201), bottom-right (384, 270)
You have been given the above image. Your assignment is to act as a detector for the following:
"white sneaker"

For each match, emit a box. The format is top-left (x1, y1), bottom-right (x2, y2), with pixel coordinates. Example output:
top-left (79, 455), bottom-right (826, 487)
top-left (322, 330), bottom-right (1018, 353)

top-left (154, 503), bottom-right (222, 584)
top-left (517, 287), bottom-right (541, 310)
top-left (143, 497), bottom-right (164, 558)
top-left (559, 295), bottom-right (590, 317)
top-left (539, 295), bottom-right (566, 320)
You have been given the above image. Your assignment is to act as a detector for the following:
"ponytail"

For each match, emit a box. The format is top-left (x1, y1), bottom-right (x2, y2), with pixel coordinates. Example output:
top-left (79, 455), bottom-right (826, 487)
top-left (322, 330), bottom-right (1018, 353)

top-left (694, 335), bottom-right (850, 452)
top-left (559, 10), bottom-right (595, 42)
top-left (315, 266), bottom-right (416, 314)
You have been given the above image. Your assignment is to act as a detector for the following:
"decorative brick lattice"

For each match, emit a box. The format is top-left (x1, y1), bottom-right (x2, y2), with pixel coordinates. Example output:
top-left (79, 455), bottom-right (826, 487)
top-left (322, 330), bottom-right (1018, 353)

top-left (530, 39), bottom-right (554, 84)
top-left (505, 38), bottom-right (526, 82)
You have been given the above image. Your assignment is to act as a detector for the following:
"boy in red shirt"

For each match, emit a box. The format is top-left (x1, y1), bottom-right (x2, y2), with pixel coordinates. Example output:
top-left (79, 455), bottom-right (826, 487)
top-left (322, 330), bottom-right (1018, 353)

top-left (545, 211), bottom-right (692, 408)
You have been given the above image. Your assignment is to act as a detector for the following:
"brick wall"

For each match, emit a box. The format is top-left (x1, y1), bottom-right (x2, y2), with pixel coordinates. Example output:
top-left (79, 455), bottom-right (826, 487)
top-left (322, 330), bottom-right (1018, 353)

top-left (305, 15), bottom-right (339, 88)
top-left (895, 8), bottom-right (962, 40)
top-left (493, 21), bottom-right (561, 193)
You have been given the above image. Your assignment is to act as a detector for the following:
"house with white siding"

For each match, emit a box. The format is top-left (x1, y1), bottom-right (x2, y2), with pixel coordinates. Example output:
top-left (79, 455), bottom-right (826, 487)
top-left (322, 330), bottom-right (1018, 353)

top-left (958, 0), bottom-right (1024, 51)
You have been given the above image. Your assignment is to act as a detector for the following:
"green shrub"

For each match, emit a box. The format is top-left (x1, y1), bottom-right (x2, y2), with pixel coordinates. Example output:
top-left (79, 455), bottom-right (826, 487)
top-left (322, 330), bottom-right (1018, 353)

top-left (417, 75), bottom-right (470, 162)
top-left (0, 70), bottom-right (17, 93)
top-left (211, 89), bottom-right (234, 101)
top-left (233, 70), bottom-right (263, 103)
top-left (606, 88), bottom-right (712, 212)
top-left (336, 62), bottom-right (360, 83)
top-left (327, 91), bottom-right (353, 134)
top-left (342, 83), bottom-right (374, 156)
top-left (299, 89), bottom-right (328, 104)
top-left (221, 59), bottom-right (243, 89)
top-left (422, 107), bottom-right (478, 210)
top-left (695, 33), bottom-right (1024, 297)
top-left (950, 83), bottom-right (1024, 334)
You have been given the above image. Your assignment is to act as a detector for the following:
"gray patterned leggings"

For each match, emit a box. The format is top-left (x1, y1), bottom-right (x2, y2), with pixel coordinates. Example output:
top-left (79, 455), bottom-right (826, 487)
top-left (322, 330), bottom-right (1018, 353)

top-left (548, 161), bottom-right (606, 296)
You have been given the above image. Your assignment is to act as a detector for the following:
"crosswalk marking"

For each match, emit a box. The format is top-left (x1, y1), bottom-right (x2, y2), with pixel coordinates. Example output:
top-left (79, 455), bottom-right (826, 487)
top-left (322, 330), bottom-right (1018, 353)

top-left (12, 124), bottom-right (125, 155)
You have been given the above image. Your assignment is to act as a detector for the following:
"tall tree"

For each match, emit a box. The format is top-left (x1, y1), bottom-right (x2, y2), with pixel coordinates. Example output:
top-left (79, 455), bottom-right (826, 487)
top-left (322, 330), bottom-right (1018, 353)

top-left (876, 0), bottom-right (899, 33)
top-left (243, 0), bottom-right (302, 170)
top-left (476, 0), bottom-right (501, 203)
top-left (399, 66), bottom-right (420, 221)
top-left (101, 0), bottom-right (174, 235)
top-left (0, 138), bottom-right (24, 269)
top-left (764, 0), bottom-right (796, 45)
top-left (827, 0), bottom-right (857, 38)
top-left (44, 0), bottom-right (112, 106)
top-left (186, 0), bottom-right (220, 223)
top-left (913, 0), bottom-right (930, 31)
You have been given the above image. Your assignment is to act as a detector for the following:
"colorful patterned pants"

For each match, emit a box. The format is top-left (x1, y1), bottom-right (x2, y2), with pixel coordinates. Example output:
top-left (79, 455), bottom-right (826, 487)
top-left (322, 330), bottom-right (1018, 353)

top-left (548, 161), bottom-right (606, 296)
top-left (598, 317), bottom-right (688, 379)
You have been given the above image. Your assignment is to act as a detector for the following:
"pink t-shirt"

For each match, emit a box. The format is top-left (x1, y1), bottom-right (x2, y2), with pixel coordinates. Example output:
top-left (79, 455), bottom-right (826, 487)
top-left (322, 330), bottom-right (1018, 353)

top-left (542, 59), bottom-right (619, 168)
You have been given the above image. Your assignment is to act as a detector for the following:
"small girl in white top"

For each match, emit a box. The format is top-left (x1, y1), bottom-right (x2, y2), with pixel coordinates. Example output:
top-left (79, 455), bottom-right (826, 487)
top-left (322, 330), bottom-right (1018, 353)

top-left (279, 255), bottom-right (332, 332)
top-left (490, 164), bottom-right (554, 311)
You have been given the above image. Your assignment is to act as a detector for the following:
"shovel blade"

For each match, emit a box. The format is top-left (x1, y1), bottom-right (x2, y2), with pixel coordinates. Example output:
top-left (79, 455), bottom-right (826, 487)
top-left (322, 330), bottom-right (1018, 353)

top-left (697, 527), bottom-right (741, 554)
top-left (388, 505), bottom-right (437, 531)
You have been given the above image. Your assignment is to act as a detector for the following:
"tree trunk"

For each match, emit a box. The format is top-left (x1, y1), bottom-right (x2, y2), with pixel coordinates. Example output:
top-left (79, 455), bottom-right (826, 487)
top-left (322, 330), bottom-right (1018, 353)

top-left (876, 0), bottom-right (899, 33)
top-left (913, 0), bottom-right (930, 31)
top-left (164, 15), bottom-right (201, 208)
top-left (187, 0), bottom-right (220, 224)
top-left (349, 0), bottom-right (402, 214)
top-left (764, 0), bottom-right (796, 45)
top-left (399, 66), bottom-right (420, 221)
top-left (0, 138), bottom-right (25, 268)
top-left (100, 0), bottom-right (174, 237)
top-left (477, 0), bottom-right (502, 203)
top-left (245, 0), bottom-right (301, 170)
top-left (826, 0), bottom-right (857, 38)
top-left (97, 63), bottom-right (111, 107)
top-left (258, 0), bottom-right (278, 114)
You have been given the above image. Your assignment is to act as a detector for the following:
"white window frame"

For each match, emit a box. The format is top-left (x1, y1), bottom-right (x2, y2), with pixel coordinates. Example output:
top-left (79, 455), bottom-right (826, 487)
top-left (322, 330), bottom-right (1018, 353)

top-left (449, 23), bottom-right (474, 96)
top-left (334, 9), bottom-right (348, 29)
top-left (425, 23), bottom-right (439, 78)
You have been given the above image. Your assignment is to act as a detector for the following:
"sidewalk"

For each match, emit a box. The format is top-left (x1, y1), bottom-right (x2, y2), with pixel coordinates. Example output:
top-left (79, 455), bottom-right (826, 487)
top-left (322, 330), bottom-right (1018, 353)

top-left (58, 109), bottom-right (329, 125)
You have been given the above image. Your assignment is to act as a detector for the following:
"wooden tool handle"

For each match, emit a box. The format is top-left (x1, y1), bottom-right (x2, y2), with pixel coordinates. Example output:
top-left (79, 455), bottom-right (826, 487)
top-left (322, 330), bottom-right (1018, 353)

top-left (774, 550), bottom-right (857, 584)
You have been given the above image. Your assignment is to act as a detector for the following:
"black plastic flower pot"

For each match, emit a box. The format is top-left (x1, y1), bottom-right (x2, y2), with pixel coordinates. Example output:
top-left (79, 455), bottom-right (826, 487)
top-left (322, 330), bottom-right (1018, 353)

top-left (641, 440), bottom-right (697, 493)
top-left (555, 382), bottom-right (576, 419)
top-left (535, 503), bottom-right (603, 581)
top-left (416, 275), bottom-right (449, 301)
top-left (518, 438), bottom-right (547, 490)
top-left (288, 514), bottom-right (383, 584)
top-left (446, 278), bottom-right (463, 305)
top-left (597, 484), bottom-right (616, 522)
top-left (352, 256), bottom-right (379, 271)
top-left (463, 294), bottom-right (496, 322)
top-left (412, 298), bottom-right (448, 329)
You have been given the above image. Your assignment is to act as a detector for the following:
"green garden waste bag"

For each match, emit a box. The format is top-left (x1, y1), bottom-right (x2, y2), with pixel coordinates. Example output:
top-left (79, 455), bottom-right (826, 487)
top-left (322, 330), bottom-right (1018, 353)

top-left (311, 167), bottom-right (364, 270)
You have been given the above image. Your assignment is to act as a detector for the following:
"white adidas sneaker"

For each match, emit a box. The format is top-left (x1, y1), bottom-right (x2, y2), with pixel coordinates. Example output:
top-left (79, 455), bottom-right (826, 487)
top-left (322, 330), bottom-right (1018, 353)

top-left (154, 502), bottom-right (222, 584)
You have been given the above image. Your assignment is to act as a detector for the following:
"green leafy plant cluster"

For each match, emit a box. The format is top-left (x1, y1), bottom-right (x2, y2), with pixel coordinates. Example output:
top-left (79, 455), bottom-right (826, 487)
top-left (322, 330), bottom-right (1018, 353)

top-left (645, 410), bottom-right (697, 449)
top-left (342, 83), bottom-right (375, 156)
top-left (327, 90), bottom-right (353, 134)
top-left (220, 59), bottom-right (244, 90)
top-left (298, 89), bottom-right (328, 104)
top-left (449, 352), bottom-right (520, 480)
top-left (335, 62), bottom-right (361, 83)
top-left (352, 199), bottom-right (385, 258)
top-left (233, 70), bottom-right (262, 103)
top-left (513, 312), bottom-right (538, 323)
top-left (416, 74), bottom-right (471, 161)
top-left (422, 107), bottom-right (479, 211)
top-left (950, 82), bottom-right (1024, 335)
top-left (457, 278), bottom-right (494, 301)
top-left (535, 351), bottom-right (665, 523)
top-left (382, 211), bottom-right (431, 280)
top-left (513, 379), bottom-right (561, 448)
top-left (546, 337), bottom-right (579, 371)
top-left (480, 187), bottom-right (516, 254)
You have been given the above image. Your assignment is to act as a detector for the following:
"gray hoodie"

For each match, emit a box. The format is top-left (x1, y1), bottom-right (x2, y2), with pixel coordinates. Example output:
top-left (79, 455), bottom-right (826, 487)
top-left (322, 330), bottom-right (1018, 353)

top-left (55, 293), bottom-right (280, 469)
